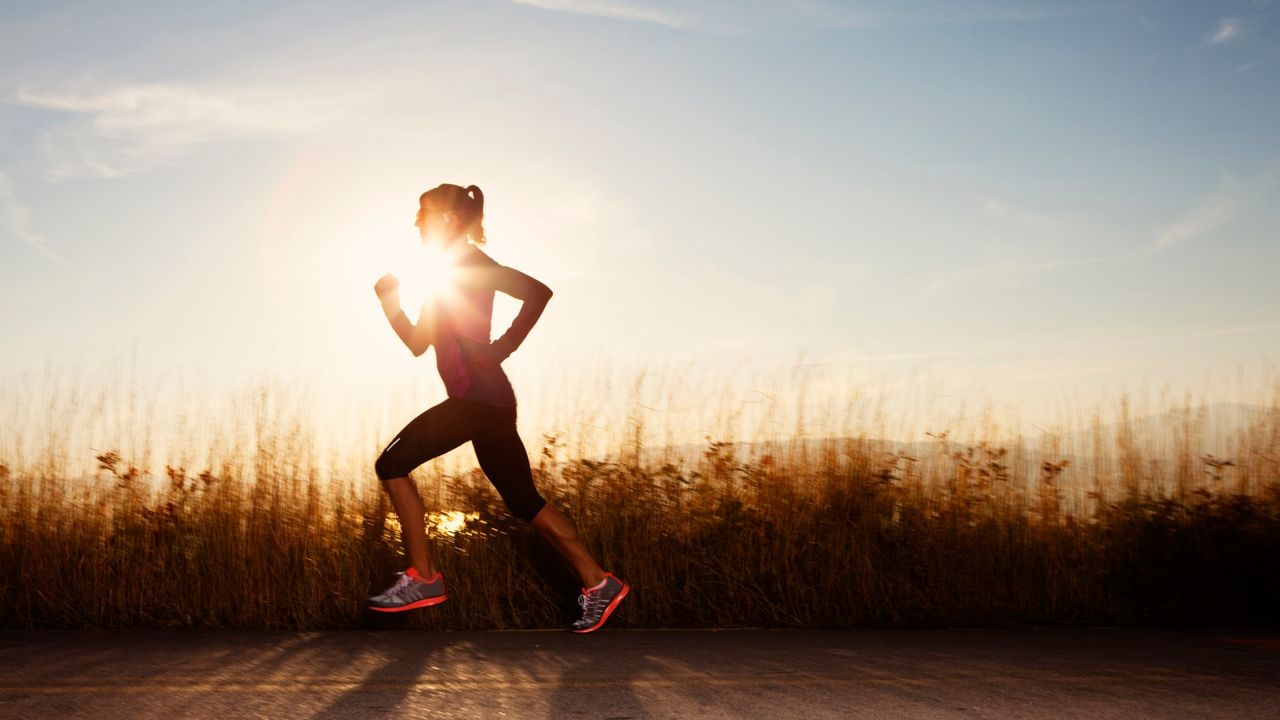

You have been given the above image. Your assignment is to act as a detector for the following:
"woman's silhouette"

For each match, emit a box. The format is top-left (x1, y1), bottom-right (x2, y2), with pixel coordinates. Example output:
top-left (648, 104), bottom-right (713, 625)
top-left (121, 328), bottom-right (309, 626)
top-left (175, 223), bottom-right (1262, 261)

top-left (368, 183), bottom-right (628, 633)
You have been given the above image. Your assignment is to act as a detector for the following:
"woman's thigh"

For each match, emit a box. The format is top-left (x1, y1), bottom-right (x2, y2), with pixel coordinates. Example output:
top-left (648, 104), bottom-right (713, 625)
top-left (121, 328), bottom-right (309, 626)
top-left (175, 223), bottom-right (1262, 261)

top-left (472, 422), bottom-right (547, 523)
top-left (375, 397), bottom-right (484, 480)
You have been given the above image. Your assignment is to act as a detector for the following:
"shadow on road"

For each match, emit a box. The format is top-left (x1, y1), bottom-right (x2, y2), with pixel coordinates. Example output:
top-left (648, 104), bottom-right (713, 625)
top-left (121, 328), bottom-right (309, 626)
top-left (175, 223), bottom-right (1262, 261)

top-left (310, 631), bottom-right (444, 718)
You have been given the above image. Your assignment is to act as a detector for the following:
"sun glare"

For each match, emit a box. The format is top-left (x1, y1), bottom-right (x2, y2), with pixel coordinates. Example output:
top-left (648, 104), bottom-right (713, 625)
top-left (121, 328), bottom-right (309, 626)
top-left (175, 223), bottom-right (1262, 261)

top-left (430, 510), bottom-right (481, 538)
top-left (393, 242), bottom-right (461, 312)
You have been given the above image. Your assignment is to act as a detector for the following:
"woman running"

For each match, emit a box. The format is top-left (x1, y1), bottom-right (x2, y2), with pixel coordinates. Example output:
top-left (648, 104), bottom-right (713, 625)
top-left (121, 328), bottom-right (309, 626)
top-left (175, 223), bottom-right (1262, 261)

top-left (368, 183), bottom-right (628, 633)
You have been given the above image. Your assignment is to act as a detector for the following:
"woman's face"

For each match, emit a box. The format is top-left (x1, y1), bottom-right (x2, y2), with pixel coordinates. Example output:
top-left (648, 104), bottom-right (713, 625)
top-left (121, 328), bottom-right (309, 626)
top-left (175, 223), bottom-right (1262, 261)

top-left (414, 202), bottom-right (463, 246)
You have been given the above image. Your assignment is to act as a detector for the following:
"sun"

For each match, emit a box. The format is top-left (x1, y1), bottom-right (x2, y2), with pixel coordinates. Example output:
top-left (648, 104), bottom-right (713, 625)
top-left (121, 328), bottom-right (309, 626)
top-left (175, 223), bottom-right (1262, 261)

top-left (393, 241), bottom-right (462, 312)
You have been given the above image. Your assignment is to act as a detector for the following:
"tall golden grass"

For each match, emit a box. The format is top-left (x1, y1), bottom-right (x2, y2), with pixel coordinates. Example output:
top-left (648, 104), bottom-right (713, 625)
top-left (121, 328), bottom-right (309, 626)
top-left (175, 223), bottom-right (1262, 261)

top-left (1, 366), bottom-right (1277, 630)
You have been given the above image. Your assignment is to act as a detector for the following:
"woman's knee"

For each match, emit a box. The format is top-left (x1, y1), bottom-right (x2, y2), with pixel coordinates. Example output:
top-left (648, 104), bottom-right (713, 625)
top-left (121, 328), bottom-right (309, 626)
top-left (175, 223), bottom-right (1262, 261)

top-left (375, 452), bottom-right (405, 482)
top-left (509, 493), bottom-right (548, 524)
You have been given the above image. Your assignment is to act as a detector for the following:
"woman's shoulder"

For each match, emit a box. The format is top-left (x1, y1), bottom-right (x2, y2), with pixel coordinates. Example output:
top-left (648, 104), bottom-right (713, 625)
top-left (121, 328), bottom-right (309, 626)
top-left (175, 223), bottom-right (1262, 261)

top-left (455, 245), bottom-right (504, 291)
top-left (465, 244), bottom-right (499, 266)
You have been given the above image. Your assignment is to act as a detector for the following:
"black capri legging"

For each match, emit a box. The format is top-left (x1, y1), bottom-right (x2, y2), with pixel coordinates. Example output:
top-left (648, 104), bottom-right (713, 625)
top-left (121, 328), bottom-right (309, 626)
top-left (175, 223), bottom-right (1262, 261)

top-left (374, 396), bottom-right (547, 523)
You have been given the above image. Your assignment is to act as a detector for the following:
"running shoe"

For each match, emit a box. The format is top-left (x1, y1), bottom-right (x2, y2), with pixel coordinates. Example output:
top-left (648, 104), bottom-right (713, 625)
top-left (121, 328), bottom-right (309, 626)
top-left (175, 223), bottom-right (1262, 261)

top-left (570, 572), bottom-right (629, 633)
top-left (368, 567), bottom-right (448, 612)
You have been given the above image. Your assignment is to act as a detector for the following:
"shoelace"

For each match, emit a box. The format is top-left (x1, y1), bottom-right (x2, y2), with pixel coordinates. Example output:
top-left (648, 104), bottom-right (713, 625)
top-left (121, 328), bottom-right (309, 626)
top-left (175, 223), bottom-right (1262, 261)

top-left (577, 589), bottom-right (607, 613)
top-left (387, 572), bottom-right (416, 597)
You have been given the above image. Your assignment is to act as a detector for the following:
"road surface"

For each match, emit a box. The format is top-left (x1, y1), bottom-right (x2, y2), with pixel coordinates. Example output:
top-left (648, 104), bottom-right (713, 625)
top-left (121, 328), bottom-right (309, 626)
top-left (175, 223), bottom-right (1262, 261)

top-left (1, 627), bottom-right (1277, 718)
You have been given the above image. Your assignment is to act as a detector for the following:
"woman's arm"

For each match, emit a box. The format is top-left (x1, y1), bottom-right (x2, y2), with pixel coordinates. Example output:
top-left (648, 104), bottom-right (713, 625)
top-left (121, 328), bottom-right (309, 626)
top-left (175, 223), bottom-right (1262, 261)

top-left (461, 256), bottom-right (553, 362)
top-left (490, 265), bottom-right (552, 361)
top-left (384, 304), bottom-right (434, 357)
top-left (376, 274), bottom-right (434, 357)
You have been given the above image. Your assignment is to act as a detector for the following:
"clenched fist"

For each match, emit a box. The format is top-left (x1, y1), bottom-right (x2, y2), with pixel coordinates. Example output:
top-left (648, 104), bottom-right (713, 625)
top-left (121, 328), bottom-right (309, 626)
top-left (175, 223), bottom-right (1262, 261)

top-left (374, 274), bottom-right (400, 307)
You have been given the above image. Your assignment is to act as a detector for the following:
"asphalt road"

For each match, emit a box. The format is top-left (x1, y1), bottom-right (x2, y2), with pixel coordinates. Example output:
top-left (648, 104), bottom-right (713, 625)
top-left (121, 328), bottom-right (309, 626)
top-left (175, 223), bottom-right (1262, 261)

top-left (1, 627), bottom-right (1277, 718)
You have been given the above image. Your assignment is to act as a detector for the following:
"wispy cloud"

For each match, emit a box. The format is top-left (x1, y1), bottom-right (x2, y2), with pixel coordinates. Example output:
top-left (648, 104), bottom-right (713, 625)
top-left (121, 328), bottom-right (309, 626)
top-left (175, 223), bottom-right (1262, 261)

top-left (857, 350), bottom-right (966, 363)
top-left (922, 256), bottom-right (1109, 296)
top-left (1209, 17), bottom-right (1242, 45)
top-left (0, 170), bottom-right (60, 262)
top-left (925, 179), bottom-right (1252, 298)
top-left (1069, 318), bottom-right (1280, 354)
top-left (981, 197), bottom-right (1056, 231)
top-left (508, 0), bottom-right (1111, 34)
top-left (1151, 190), bottom-right (1240, 252)
top-left (11, 81), bottom-right (333, 179)
top-left (510, 0), bottom-right (694, 29)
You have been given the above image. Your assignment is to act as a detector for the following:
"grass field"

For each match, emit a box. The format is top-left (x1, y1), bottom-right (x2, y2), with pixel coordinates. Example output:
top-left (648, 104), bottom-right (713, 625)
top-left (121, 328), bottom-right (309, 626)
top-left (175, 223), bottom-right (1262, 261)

top-left (2, 366), bottom-right (1277, 630)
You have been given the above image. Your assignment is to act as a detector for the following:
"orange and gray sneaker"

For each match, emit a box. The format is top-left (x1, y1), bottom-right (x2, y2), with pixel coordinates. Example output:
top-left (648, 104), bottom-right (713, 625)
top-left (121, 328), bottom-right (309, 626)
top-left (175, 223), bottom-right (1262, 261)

top-left (570, 572), bottom-right (629, 633)
top-left (368, 567), bottom-right (448, 612)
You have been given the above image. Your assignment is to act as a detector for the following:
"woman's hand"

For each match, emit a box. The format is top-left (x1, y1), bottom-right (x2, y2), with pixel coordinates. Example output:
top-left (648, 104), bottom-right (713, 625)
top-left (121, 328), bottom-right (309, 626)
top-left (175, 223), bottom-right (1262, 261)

top-left (374, 274), bottom-right (400, 309)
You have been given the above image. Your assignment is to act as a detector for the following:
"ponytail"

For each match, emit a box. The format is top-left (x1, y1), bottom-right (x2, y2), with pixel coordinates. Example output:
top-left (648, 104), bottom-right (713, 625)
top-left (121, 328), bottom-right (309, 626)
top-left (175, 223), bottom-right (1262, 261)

top-left (464, 185), bottom-right (486, 245)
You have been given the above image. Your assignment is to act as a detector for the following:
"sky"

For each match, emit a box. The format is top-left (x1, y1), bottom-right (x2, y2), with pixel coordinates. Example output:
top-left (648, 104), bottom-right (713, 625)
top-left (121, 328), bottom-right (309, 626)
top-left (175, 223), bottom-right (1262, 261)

top-left (1, 0), bottom-right (1278, 450)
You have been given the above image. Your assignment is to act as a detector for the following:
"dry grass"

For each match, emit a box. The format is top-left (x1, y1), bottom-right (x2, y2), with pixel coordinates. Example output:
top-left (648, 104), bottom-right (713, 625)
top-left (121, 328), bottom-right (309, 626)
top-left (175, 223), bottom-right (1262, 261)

top-left (1, 367), bottom-right (1277, 630)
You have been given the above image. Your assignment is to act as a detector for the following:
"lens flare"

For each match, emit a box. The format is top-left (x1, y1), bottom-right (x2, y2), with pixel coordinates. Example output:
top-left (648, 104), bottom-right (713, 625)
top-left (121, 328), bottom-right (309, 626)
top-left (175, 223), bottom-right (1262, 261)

top-left (393, 242), bottom-right (461, 311)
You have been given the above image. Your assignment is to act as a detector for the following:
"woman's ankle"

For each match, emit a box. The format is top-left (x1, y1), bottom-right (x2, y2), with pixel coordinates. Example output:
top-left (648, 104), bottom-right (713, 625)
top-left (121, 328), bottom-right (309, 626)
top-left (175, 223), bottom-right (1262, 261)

top-left (409, 563), bottom-right (438, 580)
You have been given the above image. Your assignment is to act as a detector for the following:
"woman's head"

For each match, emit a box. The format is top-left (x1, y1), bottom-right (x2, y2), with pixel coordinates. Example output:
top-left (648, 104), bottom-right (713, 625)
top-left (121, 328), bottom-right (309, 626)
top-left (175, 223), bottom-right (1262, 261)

top-left (415, 183), bottom-right (486, 247)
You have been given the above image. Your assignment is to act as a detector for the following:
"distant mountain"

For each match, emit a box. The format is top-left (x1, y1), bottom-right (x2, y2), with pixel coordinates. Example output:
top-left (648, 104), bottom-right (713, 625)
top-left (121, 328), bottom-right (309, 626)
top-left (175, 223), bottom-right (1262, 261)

top-left (1026, 402), bottom-right (1272, 453)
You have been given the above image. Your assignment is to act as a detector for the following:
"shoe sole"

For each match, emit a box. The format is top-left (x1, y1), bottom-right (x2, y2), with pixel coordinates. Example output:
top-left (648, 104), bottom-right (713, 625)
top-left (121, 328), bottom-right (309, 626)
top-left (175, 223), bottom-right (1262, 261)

top-left (572, 583), bottom-right (629, 633)
top-left (369, 595), bottom-right (448, 613)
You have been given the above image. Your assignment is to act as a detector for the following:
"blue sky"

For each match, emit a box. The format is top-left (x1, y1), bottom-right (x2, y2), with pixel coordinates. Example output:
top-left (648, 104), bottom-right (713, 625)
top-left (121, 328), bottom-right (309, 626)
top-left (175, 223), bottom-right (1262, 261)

top-left (1, 0), bottom-right (1278, 430)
